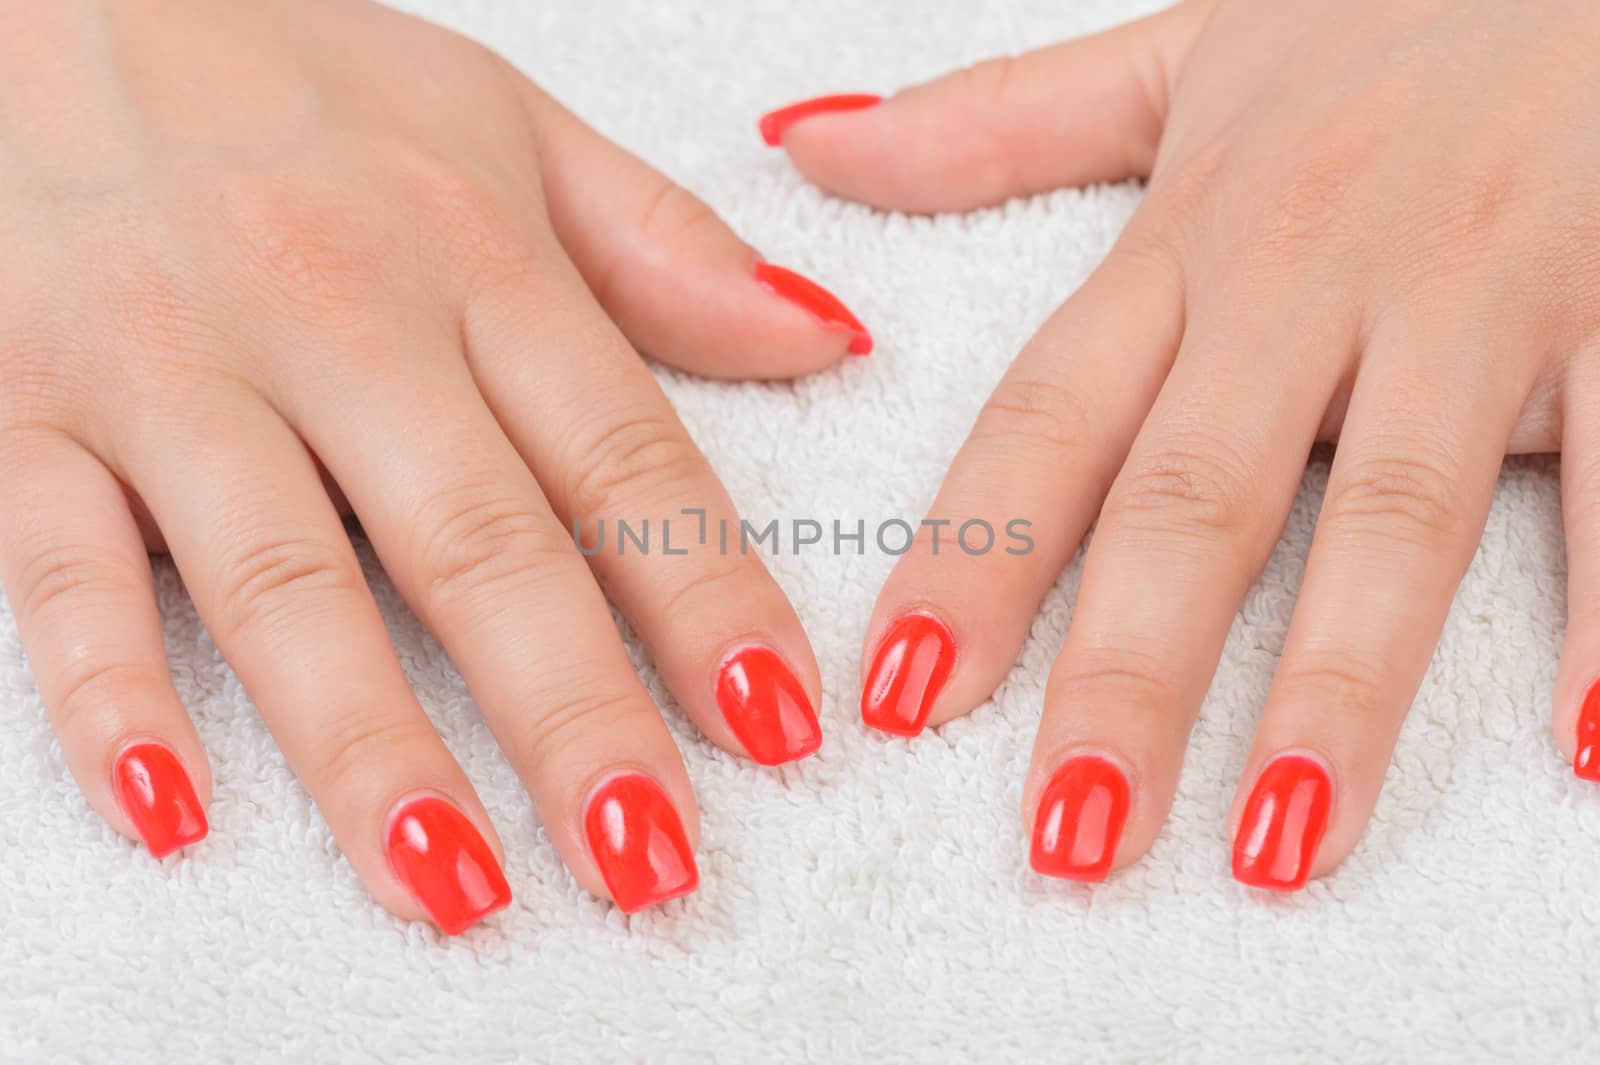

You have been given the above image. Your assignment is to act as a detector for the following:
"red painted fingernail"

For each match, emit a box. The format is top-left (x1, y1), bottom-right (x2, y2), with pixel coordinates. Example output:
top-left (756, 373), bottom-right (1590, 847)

top-left (386, 796), bottom-right (511, 936)
top-left (759, 93), bottom-right (883, 146)
top-left (754, 262), bottom-right (873, 355)
top-left (1232, 754), bottom-right (1332, 891)
top-left (715, 646), bottom-right (822, 765)
top-left (584, 774), bottom-right (698, 913)
top-left (860, 613), bottom-right (956, 737)
top-left (112, 742), bottom-right (207, 859)
top-left (1575, 680), bottom-right (1600, 781)
top-left (1030, 756), bottom-right (1130, 882)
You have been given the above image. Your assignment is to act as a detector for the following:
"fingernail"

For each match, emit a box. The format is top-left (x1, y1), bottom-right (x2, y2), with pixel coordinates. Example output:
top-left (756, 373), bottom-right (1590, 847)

top-left (112, 742), bottom-right (208, 859)
top-left (1029, 755), bottom-right (1130, 882)
top-left (584, 774), bottom-right (698, 913)
top-left (386, 795), bottom-right (511, 936)
top-left (715, 646), bottom-right (823, 765)
top-left (1232, 754), bottom-right (1332, 891)
top-left (860, 612), bottom-right (956, 737)
top-left (754, 263), bottom-right (873, 355)
top-left (759, 93), bottom-right (883, 146)
top-left (1575, 680), bottom-right (1600, 781)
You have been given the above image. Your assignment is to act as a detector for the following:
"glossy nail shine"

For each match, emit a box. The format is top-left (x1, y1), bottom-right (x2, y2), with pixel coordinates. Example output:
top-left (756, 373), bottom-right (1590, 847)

top-left (753, 263), bottom-right (873, 355)
top-left (584, 774), bottom-right (698, 914)
top-left (1574, 680), bottom-right (1600, 781)
top-left (112, 742), bottom-right (207, 859)
top-left (386, 796), bottom-right (511, 936)
top-left (1232, 754), bottom-right (1332, 891)
top-left (1030, 756), bottom-right (1130, 882)
top-left (860, 613), bottom-right (956, 736)
top-left (715, 646), bottom-right (822, 765)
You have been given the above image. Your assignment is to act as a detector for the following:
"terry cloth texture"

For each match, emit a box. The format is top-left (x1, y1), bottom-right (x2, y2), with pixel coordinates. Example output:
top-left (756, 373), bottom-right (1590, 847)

top-left (2, 1), bottom-right (1592, 1061)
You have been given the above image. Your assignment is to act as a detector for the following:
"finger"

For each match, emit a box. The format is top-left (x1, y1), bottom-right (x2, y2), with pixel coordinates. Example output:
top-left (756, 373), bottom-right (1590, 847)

top-left (0, 427), bottom-right (209, 858)
top-left (1025, 288), bottom-right (1356, 881)
top-left (1558, 346), bottom-right (1600, 779)
top-left (762, 1), bottom-right (1211, 213)
top-left (1230, 312), bottom-right (1526, 890)
top-left (859, 230), bottom-right (1183, 738)
top-left (277, 330), bottom-right (699, 914)
top-left (523, 82), bottom-right (871, 378)
top-left (465, 248), bottom-right (824, 768)
top-left (112, 393), bottom-right (511, 935)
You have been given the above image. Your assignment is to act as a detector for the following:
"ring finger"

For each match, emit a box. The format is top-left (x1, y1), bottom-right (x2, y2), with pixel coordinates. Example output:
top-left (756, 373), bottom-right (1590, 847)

top-left (280, 321), bottom-right (700, 914)
top-left (1228, 305), bottom-right (1528, 890)
top-left (1025, 280), bottom-right (1356, 881)
top-left (111, 385), bottom-right (511, 935)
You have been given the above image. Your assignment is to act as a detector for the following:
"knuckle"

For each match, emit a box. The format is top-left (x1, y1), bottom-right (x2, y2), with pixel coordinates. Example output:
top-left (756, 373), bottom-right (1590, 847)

top-left (969, 374), bottom-right (1099, 464)
top-left (1048, 643), bottom-right (1178, 710)
top-left (562, 413), bottom-right (705, 520)
top-left (401, 153), bottom-right (523, 267)
top-left (1324, 447), bottom-right (1465, 548)
top-left (208, 532), bottom-right (361, 644)
top-left (222, 177), bottom-right (377, 322)
top-left (15, 545), bottom-right (145, 622)
top-left (631, 181), bottom-right (721, 254)
top-left (53, 661), bottom-right (160, 738)
top-left (1241, 146), bottom-right (1368, 275)
top-left (1395, 171), bottom-right (1520, 283)
top-left (412, 488), bottom-right (565, 613)
top-left (655, 556), bottom-right (751, 623)
top-left (1108, 431), bottom-right (1265, 543)
top-left (513, 684), bottom-right (643, 769)
top-left (311, 714), bottom-right (424, 796)
top-left (1277, 650), bottom-right (1390, 722)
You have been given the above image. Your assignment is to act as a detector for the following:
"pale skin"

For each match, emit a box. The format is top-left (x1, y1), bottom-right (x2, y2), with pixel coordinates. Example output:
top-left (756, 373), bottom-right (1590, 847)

top-left (3, 0), bottom-right (1597, 932)
top-left (0, 0), bottom-right (855, 927)
top-left (777, 0), bottom-right (1600, 882)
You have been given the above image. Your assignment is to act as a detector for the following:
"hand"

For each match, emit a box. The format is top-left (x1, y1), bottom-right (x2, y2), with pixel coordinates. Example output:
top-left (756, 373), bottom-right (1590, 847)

top-left (764, 0), bottom-right (1600, 888)
top-left (0, 0), bottom-right (869, 933)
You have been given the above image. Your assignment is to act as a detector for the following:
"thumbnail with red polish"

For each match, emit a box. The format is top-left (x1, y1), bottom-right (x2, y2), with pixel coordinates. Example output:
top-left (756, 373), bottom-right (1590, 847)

top-left (860, 613), bottom-right (956, 736)
top-left (754, 263), bottom-right (873, 354)
top-left (759, 93), bottom-right (882, 146)
top-left (1232, 754), bottom-right (1332, 891)
top-left (715, 646), bottom-right (823, 765)
top-left (386, 795), bottom-right (511, 936)
top-left (1030, 756), bottom-right (1130, 882)
top-left (112, 742), bottom-right (207, 859)
top-left (1575, 680), bottom-right (1600, 781)
top-left (585, 774), bottom-right (698, 913)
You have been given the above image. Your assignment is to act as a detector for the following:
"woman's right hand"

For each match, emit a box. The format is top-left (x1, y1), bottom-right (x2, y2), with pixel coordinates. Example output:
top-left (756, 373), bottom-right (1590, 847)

top-left (0, 0), bottom-right (866, 933)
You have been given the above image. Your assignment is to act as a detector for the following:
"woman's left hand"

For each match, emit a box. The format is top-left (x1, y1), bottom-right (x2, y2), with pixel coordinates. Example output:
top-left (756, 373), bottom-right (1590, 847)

top-left (764, 0), bottom-right (1600, 889)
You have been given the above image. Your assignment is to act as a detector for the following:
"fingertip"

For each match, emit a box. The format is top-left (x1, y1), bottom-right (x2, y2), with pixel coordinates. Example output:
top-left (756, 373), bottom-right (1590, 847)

top-left (758, 92), bottom-right (883, 147)
top-left (110, 739), bottom-right (210, 859)
top-left (752, 262), bottom-right (873, 361)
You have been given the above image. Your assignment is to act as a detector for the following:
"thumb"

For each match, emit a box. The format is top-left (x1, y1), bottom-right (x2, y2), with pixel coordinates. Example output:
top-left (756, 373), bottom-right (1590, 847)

top-left (761, 1), bottom-right (1211, 213)
top-left (520, 80), bottom-right (871, 381)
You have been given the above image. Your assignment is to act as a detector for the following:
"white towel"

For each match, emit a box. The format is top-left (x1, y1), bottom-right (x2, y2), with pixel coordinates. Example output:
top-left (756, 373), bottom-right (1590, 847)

top-left (3, 1), bottom-right (1592, 1061)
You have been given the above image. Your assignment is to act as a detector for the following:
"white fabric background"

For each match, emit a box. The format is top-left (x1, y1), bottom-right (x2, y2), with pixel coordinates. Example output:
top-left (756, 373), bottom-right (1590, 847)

top-left (4, 1), bottom-right (1594, 1061)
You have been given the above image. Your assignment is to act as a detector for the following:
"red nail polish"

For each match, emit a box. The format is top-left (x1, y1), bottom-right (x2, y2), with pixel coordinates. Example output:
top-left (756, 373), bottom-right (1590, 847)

top-left (753, 262), bottom-right (873, 355)
top-left (584, 774), bottom-right (698, 913)
top-left (1232, 754), bottom-right (1332, 891)
top-left (112, 743), bottom-right (207, 859)
top-left (860, 613), bottom-right (956, 737)
top-left (386, 796), bottom-right (511, 936)
top-left (1030, 756), bottom-right (1130, 882)
top-left (715, 646), bottom-right (823, 765)
top-left (759, 93), bottom-right (883, 146)
top-left (1575, 680), bottom-right (1600, 781)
